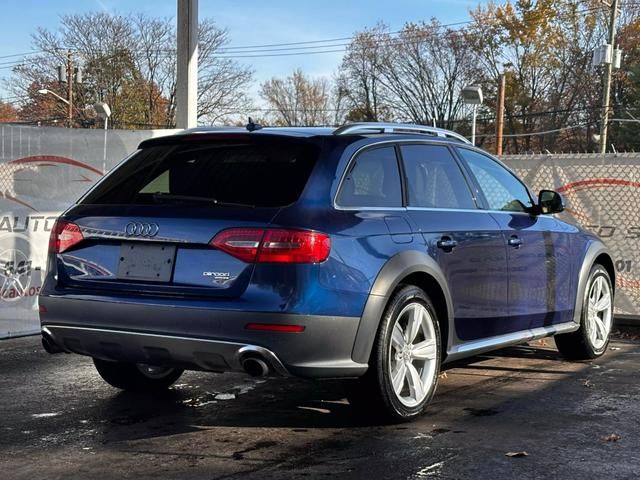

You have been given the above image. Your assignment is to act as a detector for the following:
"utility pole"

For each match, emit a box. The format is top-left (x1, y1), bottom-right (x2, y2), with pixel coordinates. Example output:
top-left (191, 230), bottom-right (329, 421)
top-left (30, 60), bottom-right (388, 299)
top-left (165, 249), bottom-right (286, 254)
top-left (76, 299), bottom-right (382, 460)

top-left (176, 0), bottom-right (198, 129)
top-left (599, 0), bottom-right (620, 154)
top-left (66, 51), bottom-right (74, 128)
top-left (496, 73), bottom-right (506, 156)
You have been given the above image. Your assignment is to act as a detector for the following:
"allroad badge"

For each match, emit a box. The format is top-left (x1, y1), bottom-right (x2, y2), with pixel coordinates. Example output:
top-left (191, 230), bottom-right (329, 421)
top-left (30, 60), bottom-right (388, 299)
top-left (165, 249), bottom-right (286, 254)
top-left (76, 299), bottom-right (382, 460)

top-left (203, 271), bottom-right (232, 285)
top-left (124, 222), bottom-right (159, 237)
top-left (203, 271), bottom-right (230, 278)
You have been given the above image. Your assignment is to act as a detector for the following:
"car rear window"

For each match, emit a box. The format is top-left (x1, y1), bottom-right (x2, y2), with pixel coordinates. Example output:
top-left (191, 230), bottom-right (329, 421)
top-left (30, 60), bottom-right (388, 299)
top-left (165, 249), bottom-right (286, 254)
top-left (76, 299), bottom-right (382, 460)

top-left (80, 138), bottom-right (320, 207)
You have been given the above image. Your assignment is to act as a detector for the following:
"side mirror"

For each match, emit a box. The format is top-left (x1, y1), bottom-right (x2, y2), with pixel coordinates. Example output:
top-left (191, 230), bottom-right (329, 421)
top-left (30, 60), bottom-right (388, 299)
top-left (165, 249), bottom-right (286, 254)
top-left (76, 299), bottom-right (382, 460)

top-left (538, 189), bottom-right (564, 215)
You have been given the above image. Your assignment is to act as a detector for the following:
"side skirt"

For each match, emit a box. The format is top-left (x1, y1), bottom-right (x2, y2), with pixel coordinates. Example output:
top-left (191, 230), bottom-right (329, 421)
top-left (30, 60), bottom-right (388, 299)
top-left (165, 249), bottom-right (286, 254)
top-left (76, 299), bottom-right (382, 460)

top-left (444, 321), bottom-right (580, 364)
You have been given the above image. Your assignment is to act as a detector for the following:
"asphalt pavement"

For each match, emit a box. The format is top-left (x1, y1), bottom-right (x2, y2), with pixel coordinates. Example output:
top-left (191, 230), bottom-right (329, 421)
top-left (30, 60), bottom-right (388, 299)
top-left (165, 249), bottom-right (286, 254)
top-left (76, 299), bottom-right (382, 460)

top-left (1, 332), bottom-right (639, 479)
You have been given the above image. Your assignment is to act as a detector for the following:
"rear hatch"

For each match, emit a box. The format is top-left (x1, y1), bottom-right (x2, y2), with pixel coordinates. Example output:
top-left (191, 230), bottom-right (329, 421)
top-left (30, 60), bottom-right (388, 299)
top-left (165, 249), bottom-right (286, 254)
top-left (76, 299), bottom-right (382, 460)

top-left (52, 135), bottom-right (320, 298)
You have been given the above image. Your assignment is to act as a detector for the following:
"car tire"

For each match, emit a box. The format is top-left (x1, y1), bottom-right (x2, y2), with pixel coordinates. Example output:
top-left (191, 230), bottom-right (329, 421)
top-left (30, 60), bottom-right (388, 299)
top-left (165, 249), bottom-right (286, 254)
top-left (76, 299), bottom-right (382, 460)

top-left (93, 358), bottom-right (184, 392)
top-left (555, 264), bottom-right (614, 360)
top-left (346, 285), bottom-right (441, 422)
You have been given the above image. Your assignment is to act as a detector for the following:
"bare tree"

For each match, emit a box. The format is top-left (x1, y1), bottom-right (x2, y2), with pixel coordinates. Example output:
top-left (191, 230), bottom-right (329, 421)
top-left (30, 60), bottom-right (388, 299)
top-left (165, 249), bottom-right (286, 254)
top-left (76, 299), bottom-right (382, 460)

top-left (132, 14), bottom-right (175, 127)
top-left (196, 19), bottom-right (253, 124)
top-left (377, 20), bottom-right (481, 128)
top-left (260, 69), bottom-right (332, 126)
top-left (466, 0), bottom-right (608, 152)
top-left (337, 23), bottom-right (391, 122)
top-left (7, 12), bottom-right (253, 128)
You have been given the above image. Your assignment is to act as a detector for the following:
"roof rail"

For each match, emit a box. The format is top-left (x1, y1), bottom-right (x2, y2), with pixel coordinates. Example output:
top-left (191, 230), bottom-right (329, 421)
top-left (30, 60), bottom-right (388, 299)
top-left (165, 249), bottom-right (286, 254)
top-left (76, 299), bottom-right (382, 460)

top-left (175, 126), bottom-right (244, 135)
top-left (333, 122), bottom-right (471, 144)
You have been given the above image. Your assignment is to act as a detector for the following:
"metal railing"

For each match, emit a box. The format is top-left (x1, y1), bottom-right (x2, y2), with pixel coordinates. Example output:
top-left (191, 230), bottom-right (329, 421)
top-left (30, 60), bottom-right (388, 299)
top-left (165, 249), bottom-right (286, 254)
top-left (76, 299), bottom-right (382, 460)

top-left (333, 122), bottom-right (471, 144)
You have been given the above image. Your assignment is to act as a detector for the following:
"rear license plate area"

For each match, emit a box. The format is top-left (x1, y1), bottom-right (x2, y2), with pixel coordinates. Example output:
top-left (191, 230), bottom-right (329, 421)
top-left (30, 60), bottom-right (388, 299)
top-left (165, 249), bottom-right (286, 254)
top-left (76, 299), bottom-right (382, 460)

top-left (117, 243), bottom-right (176, 282)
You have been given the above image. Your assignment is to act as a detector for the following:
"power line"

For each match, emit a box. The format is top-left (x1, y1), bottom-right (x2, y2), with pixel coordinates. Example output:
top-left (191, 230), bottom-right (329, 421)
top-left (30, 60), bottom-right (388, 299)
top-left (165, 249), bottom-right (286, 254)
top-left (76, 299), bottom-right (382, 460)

top-left (0, 4), bottom-right (610, 64)
top-left (121, 23), bottom-right (476, 57)
top-left (0, 50), bottom-right (45, 60)
top-left (475, 122), bottom-right (596, 139)
top-left (204, 20), bottom-right (475, 52)
top-left (0, 19), bottom-right (472, 63)
top-left (192, 5), bottom-right (603, 54)
top-left (124, 7), bottom-right (605, 58)
top-left (212, 48), bottom-right (348, 58)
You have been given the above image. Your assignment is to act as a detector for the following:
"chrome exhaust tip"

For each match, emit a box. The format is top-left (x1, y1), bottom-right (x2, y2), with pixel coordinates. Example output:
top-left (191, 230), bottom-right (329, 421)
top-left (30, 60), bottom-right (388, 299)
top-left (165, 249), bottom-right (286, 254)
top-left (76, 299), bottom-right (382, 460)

top-left (41, 330), bottom-right (63, 354)
top-left (241, 357), bottom-right (270, 377)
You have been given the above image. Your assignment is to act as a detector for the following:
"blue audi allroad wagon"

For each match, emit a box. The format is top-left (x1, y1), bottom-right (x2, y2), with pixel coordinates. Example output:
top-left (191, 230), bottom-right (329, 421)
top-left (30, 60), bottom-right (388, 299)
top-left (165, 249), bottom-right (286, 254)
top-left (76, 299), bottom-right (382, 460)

top-left (39, 123), bottom-right (615, 421)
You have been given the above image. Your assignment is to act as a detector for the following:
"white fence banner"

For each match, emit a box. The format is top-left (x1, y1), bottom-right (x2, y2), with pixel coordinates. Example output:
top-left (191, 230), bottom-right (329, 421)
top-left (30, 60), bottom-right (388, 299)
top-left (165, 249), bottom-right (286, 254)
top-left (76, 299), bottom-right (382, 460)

top-left (0, 128), bottom-right (637, 338)
top-left (503, 153), bottom-right (640, 320)
top-left (0, 125), bottom-right (178, 337)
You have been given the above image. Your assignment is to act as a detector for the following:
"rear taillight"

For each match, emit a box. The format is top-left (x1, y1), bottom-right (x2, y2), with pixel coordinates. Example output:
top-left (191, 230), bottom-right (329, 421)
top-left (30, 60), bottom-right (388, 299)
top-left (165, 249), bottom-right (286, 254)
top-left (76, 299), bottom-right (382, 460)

top-left (259, 229), bottom-right (331, 263)
top-left (49, 220), bottom-right (84, 254)
top-left (209, 228), bottom-right (263, 263)
top-left (210, 228), bottom-right (330, 264)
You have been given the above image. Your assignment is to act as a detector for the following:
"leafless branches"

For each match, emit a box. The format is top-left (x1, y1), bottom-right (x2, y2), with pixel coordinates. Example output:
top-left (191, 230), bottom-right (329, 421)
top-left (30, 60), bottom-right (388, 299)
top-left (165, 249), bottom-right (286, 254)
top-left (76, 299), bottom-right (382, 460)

top-left (260, 69), bottom-right (332, 126)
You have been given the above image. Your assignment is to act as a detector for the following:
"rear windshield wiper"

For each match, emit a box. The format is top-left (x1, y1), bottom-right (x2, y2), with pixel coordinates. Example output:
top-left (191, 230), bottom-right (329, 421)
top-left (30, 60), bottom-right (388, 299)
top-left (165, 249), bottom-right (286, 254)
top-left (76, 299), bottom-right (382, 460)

top-left (151, 193), bottom-right (255, 208)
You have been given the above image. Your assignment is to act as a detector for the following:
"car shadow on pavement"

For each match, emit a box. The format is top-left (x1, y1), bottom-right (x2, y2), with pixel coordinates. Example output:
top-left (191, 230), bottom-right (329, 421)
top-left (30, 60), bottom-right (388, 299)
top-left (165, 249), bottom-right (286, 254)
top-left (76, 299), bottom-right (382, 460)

top-left (5, 335), bottom-right (639, 479)
top-left (97, 376), bottom-right (364, 444)
top-left (95, 342), bottom-right (577, 444)
top-left (442, 345), bottom-right (579, 376)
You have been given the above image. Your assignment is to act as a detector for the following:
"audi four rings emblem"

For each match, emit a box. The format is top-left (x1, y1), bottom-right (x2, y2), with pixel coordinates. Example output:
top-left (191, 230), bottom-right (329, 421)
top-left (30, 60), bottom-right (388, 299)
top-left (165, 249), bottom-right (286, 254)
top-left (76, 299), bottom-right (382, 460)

top-left (124, 222), bottom-right (159, 237)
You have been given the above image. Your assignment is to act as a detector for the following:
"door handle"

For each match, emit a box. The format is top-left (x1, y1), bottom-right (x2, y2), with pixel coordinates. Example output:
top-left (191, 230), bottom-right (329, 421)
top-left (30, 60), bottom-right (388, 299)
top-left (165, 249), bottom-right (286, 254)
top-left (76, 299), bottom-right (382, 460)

top-left (437, 238), bottom-right (458, 251)
top-left (508, 236), bottom-right (523, 248)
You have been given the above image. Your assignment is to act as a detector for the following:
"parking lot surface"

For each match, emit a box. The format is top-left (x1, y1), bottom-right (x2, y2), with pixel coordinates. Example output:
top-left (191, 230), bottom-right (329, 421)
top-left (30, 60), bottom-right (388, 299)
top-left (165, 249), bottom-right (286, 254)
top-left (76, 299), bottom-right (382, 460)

top-left (1, 333), bottom-right (639, 479)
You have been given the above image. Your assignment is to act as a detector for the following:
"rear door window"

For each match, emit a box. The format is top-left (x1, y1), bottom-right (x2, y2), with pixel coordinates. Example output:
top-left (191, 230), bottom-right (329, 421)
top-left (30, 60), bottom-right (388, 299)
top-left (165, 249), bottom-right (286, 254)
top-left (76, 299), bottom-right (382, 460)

top-left (337, 146), bottom-right (402, 208)
top-left (400, 144), bottom-right (476, 209)
top-left (81, 139), bottom-right (320, 207)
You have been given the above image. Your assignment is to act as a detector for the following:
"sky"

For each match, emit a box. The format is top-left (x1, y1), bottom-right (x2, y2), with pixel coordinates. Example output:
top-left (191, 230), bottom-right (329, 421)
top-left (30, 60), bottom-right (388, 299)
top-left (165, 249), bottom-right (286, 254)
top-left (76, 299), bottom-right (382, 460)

top-left (0, 0), bottom-right (485, 100)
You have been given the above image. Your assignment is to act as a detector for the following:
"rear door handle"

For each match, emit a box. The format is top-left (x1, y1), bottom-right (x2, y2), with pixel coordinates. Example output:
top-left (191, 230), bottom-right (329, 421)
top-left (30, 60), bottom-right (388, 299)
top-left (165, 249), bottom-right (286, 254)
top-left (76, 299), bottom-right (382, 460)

top-left (508, 236), bottom-right (523, 248)
top-left (437, 238), bottom-right (458, 251)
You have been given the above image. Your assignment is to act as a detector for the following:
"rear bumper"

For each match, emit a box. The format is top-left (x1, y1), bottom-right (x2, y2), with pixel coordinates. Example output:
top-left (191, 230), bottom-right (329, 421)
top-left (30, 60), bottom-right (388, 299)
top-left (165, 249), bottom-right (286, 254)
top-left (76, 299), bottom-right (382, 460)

top-left (42, 325), bottom-right (290, 375)
top-left (39, 294), bottom-right (368, 378)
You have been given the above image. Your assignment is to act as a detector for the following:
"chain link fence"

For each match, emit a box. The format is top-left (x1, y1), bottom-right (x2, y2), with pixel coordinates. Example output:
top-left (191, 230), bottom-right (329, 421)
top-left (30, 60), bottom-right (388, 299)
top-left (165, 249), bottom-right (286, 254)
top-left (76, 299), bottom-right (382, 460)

top-left (504, 153), bottom-right (640, 319)
top-left (0, 125), bottom-right (637, 337)
top-left (0, 125), bottom-right (178, 337)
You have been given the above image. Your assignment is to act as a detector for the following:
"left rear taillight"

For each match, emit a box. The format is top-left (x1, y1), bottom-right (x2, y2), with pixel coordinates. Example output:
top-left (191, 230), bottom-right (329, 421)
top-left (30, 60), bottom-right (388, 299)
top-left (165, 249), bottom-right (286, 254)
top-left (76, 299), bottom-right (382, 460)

top-left (210, 228), bottom-right (330, 264)
top-left (49, 220), bottom-right (84, 254)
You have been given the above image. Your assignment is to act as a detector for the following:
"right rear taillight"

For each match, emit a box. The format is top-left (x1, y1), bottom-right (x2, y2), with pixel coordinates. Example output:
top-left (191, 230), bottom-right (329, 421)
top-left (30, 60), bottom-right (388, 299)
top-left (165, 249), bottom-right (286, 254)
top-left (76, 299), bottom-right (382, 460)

top-left (210, 228), bottom-right (330, 264)
top-left (49, 220), bottom-right (84, 254)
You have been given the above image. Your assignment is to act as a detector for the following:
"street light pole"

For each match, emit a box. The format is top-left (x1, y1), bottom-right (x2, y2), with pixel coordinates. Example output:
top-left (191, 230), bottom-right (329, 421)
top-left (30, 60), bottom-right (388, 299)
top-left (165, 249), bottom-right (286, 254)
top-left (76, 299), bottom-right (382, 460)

top-left (66, 51), bottom-right (74, 128)
top-left (462, 84), bottom-right (483, 147)
top-left (496, 73), bottom-right (506, 156)
top-left (471, 104), bottom-right (477, 146)
top-left (94, 102), bottom-right (111, 174)
top-left (37, 89), bottom-right (70, 106)
top-left (599, 0), bottom-right (620, 154)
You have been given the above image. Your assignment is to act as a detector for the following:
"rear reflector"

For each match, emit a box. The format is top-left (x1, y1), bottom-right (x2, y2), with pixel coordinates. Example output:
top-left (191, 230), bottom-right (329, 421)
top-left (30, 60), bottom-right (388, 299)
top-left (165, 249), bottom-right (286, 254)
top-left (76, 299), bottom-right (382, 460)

top-left (245, 323), bottom-right (305, 333)
top-left (49, 220), bottom-right (84, 254)
top-left (211, 228), bottom-right (330, 264)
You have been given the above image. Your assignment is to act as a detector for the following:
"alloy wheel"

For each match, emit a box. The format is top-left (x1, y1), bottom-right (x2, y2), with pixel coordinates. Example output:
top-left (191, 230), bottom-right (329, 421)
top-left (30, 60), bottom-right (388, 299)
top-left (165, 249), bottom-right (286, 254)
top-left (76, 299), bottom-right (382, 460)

top-left (388, 302), bottom-right (438, 407)
top-left (586, 275), bottom-right (613, 351)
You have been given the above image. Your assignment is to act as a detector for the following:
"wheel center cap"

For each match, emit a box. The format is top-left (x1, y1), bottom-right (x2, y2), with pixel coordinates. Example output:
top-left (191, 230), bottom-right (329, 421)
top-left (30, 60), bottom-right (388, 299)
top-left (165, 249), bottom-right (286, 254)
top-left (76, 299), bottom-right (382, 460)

top-left (402, 345), bottom-right (412, 361)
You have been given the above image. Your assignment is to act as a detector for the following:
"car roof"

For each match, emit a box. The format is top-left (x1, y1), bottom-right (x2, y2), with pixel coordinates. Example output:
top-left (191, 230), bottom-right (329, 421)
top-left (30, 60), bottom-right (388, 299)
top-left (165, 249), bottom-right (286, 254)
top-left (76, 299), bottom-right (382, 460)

top-left (138, 124), bottom-right (470, 149)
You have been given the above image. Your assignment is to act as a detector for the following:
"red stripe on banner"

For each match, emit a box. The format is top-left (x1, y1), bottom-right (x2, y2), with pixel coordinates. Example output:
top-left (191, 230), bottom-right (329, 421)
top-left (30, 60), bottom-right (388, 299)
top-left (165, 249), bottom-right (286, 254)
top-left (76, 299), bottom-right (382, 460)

top-left (557, 178), bottom-right (640, 193)
top-left (618, 277), bottom-right (640, 290)
top-left (3, 194), bottom-right (37, 211)
top-left (9, 155), bottom-right (104, 176)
